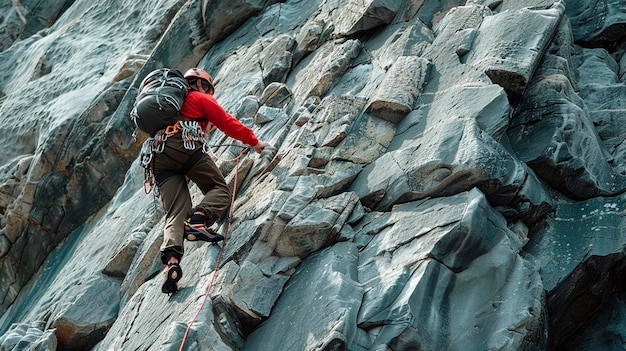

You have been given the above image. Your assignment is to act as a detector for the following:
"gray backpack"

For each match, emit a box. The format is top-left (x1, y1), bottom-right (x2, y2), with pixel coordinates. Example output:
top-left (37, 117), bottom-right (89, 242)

top-left (131, 68), bottom-right (189, 136)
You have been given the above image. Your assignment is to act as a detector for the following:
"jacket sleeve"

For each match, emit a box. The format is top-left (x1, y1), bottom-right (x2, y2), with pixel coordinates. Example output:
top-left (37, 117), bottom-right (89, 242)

top-left (201, 95), bottom-right (259, 146)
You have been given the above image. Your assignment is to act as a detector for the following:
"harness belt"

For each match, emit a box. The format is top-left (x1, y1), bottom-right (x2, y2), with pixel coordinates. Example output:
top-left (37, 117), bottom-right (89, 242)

top-left (141, 121), bottom-right (210, 195)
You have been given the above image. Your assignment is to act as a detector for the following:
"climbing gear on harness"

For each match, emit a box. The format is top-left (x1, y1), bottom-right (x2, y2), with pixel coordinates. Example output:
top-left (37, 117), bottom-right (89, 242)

top-left (140, 120), bottom-right (212, 195)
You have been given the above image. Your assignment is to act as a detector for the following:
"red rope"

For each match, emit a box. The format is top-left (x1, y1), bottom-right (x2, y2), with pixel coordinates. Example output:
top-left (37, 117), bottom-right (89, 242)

top-left (178, 148), bottom-right (246, 351)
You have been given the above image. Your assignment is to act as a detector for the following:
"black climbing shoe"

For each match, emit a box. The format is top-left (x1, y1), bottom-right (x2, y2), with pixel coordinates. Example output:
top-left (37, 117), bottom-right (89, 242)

top-left (162, 262), bottom-right (182, 295)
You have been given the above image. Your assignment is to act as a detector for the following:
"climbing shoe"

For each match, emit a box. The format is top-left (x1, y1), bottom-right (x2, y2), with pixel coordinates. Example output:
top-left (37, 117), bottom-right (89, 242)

top-left (162, 262), bottom-right (182, 295)
top-left (183, 221), bottom-right (224, 243)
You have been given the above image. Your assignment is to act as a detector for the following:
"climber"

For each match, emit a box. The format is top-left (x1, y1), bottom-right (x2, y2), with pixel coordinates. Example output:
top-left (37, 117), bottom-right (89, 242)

top-left (152, 67), bottom-right (270, 294)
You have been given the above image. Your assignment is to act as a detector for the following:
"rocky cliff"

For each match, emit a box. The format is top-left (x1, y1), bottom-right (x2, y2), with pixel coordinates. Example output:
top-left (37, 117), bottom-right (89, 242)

top-left (0, 0), bottom-right (625, 350)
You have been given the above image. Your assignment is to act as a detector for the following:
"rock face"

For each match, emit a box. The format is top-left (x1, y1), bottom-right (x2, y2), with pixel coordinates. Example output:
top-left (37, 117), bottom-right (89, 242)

top-left (0, 0), bottom-right (625, 350)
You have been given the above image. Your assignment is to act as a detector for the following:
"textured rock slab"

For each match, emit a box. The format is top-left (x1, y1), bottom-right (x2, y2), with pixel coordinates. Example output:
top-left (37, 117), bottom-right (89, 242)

top-left (524, 193), bottom-right (626, 347)
top-left (556, 292), bottom-right (626, 351)
top-left (0, 322), bottom-right (57, 351)
top-left (287, 39), bottom-right (362, 104)
top-left (275, 191), bottom-right (360, 257)
top-left (509, 74), bottom-right (620, 199)
top-left (508, 19), bottom-right (626, 199)
top-left (259, 82), bottom-right (293, 108)
top-left (94, 214), bottom-right (233, 351)
top-left (356, 189), bottom-right (546, 350)
top-left (465, 3), bottom-right (564, 98)
top-left (51, 274), bottom-right (120, 350)
top-left (259, 34), bottom-right (296, 84)
top-left (426, 82), bottom-right (512, 140)
top-left (351, 112), bottom-right (553, 223)
top-left (202, 0), bottom-right (286, 47)
top-left (0, 0), bottom-right (70, 51)
top-left (0, 166), bottom-right (157, 349)
top-left (574, 47), bottom-right (626, 175)
top-left (424, 4), bottom-right (492, 92)
top-left (210, 259), bottom-right (290, 322)
top-left (564, 0), bottom-right (626, 44)
top-left (0, 0), bottom-right (207, 316)
top-left (335, 0), bottom-right (401, 37)
top-left (242, 242), bottom-right (363, 351)
top-left (95, 275), bottom-right (230, 351)
top-left (366, 56), bottom-right (431, 123)
top-left (366, 21), bottom-right (433, 70)
top-left (2, 0), bottom-right (626, 350)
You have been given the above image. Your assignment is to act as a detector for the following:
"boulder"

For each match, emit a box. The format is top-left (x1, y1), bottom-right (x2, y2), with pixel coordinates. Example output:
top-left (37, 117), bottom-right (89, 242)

top-left (366, 56), bottom-right (431, 123)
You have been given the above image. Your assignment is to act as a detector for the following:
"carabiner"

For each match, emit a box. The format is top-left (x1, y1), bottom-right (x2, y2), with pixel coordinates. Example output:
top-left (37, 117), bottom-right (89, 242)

top-left (144, 180), bottom-right (154, 194)
top-left (165, 121), bottom-right (179, 137)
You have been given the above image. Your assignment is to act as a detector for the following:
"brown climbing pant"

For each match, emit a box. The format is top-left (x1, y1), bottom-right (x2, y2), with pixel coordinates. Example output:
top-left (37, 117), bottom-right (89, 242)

top-left (152, 132), bottom-right (231, 264)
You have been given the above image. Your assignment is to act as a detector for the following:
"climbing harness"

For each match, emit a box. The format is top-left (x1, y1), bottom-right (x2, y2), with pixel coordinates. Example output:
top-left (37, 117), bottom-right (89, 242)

top-left (140, 120), bottom-right (214, 195)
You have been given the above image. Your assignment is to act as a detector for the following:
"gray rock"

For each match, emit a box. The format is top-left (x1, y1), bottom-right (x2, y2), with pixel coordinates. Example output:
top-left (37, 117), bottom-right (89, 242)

top-left (556, 292), bottom-right (626, 351)
top-left (202, 0), bottom-right (285, 47)
top-left (102, 231), bottom-right (144, 278)
top-left (356, 189), bottom-right (546, 350)
top-left (0, 0), bottom-right (71, 51)
top-left (259, 34), bottom-right (295, 84)
top-left (1, 0), bottom-right (625, 350)
top-left (331, 109), bottom-right (396, 165)
top-left (465, 3), bottom-right (564, 99)
top-left (352, 103), bottom-right (552, 222)
top-left (293, 19), bottom-right (333, 65)
top-left (0, 322), bottom-right (57, 351)
top-left (235, 95), bottom-right (260, 120)
top-left (287, 39), bottom-right (362, 105)
top-left (210, 259), bottom-right (290, 327)
top-left (564, 0), bottom-right (626, 44)
top-left (259, 82), bottom-right (293, 108)
top-left (365, 22), bottom-right (434, 71)
top-left (243, 241), bottom-right (363, 351)
top-left (51, 274), bottom-right (120, 350)
top-left (254, 105), bottom-right (282, 125)
top-left (508, 18), bottom-right (626, 199)
top-left (366, 56), bottom-right (431, 123)
top-left (573, 47), bottom-right (626, 175)
top-left (335, 0), bottom-right (401, 37)
top-left (275, 191), bottom-right (360, 257)
top-left (524, 193), bottom-right (626, 347)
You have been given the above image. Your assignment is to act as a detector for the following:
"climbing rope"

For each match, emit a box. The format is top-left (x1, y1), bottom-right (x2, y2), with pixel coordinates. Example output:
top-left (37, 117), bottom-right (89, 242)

top-left (178, 146), bottom-right (248, 351)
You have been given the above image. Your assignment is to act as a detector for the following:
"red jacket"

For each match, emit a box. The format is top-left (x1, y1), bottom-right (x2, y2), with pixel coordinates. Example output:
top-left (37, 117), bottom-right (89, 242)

top-left (180, 91), bottom-right (259, 147)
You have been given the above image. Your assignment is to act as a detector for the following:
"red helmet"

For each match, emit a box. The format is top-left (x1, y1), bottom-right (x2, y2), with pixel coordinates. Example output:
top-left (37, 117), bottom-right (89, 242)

top-left (184, 68), bottom-right (215, 93)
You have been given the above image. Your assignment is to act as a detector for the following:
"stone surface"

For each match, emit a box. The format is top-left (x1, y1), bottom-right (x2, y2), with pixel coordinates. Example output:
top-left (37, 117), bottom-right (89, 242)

top-left (242, 241), bottom-right (363, 351)
top-left (335, 0), bottom-right (402, 37)
top-left (0, 0), bottom-right (624, 350)
top-left (354, 189), bottom-right (546, 350)
top-left (564, 0), bottom-right (626, 45)
top-left (366, 56), bottom-right (431, 123)
top-left (507, 17), bottom-right (626, 199)
top-left (465, 3), bottom-right (564, 99)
